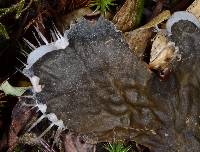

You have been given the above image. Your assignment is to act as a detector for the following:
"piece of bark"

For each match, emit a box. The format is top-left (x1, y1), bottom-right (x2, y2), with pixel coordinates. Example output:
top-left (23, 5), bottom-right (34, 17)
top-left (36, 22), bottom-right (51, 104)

top-left (124, 28), bottom-right (152, 57)
top-left (112, 0), bottom-right (137, 32)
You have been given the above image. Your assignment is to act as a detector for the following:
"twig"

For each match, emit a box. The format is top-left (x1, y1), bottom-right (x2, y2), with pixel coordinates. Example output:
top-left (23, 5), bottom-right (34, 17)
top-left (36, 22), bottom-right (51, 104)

top-left (39, 138), bottom-right (57, 152)
top-left (21, 0), bottom-right (34, 14)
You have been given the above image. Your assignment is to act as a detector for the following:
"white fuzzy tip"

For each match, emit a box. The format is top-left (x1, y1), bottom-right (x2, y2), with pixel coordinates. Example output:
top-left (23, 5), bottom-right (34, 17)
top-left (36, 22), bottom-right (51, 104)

top-left (30, 76), bottom-right (42, 93)
top-left (47, 113), bottom-right (58, 122)
top-left (55, 37), bottom-right (69, 50)
top-left (56, 120), bottom-right (65, 129)
top-left (25, 26), bottom-right (69, 70)
top-left (37, 104), bottom-right (47, 114)
top-left (166, 11), bottom-right (200, 34)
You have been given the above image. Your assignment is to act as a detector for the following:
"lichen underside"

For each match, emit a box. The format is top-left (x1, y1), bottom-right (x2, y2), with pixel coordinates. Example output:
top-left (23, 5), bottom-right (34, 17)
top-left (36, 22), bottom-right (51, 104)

top-left (23, 18), bottom-right (200, 151)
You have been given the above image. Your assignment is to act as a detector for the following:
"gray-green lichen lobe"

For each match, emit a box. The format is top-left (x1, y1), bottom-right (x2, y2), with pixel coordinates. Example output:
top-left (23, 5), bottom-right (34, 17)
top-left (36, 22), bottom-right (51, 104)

top-left (29, 18), bottom-right (200, 151)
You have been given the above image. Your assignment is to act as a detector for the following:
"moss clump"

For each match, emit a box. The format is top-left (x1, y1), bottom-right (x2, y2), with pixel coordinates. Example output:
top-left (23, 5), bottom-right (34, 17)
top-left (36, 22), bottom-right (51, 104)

top-left (90, 0), bottom-right (115, 15)
top-left (105, 143), bottom-right (131, 152)
top-left (0, 0), bottom-right (25, 39)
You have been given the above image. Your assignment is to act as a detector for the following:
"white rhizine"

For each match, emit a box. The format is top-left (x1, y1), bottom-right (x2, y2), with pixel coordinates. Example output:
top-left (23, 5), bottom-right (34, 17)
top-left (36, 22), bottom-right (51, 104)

top-left (27, 105), bottom-right (65, 141)
top-left (23, 26), bottom-right (69, 93)
top-left (25, 27), bottom-right (69, 70)
top-left (166, 11), bottom-right (200, 34)
top-left (23, 25), bottom-right (68, 146)
top-left (29, 76), bottom-right (42, 92)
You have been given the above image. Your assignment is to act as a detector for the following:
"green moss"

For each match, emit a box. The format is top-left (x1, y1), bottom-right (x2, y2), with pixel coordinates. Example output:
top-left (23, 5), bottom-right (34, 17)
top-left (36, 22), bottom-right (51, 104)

top-left (135, 0), bottom-right (145, 27)
top-left (0, 23), bottom-right (9, 39)
top-left (105, 143), bottom-right (131, 152)
top-left (16, 0), bottom-right (25, 19)
top-left (90, 0), bottom-right (115, 15)
top-left (0, 0), bottom-right (25, 18)
top-left (0, 0), bottom-right (25, 39)
top-left (13, 145), bottom-right (22, 152)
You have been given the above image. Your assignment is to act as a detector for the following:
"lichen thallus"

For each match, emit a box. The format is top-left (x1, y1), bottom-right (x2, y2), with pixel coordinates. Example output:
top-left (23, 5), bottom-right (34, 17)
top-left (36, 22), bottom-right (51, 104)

top-left (19, 24), bottom-right (69, 147)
